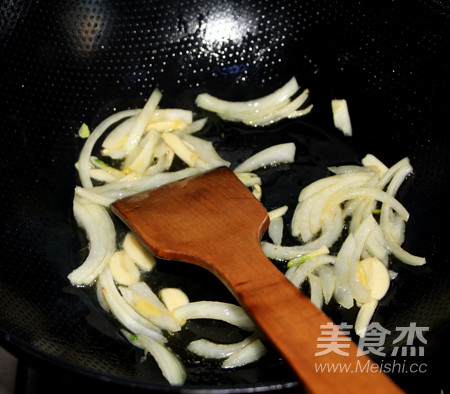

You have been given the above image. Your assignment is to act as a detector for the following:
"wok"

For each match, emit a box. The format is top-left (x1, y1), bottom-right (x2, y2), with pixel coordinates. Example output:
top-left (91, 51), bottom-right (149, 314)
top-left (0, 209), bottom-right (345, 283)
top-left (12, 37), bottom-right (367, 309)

top-left (0, 0), bottom-right (449, 392)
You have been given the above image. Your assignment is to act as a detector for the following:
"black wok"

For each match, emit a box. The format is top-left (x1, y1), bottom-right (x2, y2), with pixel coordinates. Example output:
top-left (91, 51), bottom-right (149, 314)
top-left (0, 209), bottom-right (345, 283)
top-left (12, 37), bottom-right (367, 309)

top-left (1, 0), bottom-right (449, 392)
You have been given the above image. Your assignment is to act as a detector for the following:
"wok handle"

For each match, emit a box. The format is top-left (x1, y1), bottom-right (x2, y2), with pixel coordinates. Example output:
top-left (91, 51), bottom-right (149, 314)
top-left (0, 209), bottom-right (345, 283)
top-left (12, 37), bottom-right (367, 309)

top-left (213, 244), bottom-right (403, 394)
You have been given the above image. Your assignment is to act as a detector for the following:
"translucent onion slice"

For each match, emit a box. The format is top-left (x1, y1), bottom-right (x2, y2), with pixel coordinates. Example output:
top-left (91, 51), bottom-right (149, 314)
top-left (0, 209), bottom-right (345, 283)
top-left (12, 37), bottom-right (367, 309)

top-left (317, 265), bottom-right (335, 304)
top-left (261, 241), bottom-right (326, 261)
top-left (119, 283), bottom-right (181, 332)
top-left (235, 172), bottom-right (261, 188)
top-left (181, 133), bottom-right (231, 169)
top-left (89, 168), bottom-right (120, 183)
top-left (187, 333), bottom-right (258, 359)
top-left (354, 299), bottom-right (378, 338)
top-left (126, 131), bottom-right (160, 175)
top-left (285, 255), bottom-right (336, 289)
top-left (362, 154), bottom-right (388, 175)
top-left (221, 339), bottom-right (267, 369)
top-left (68, 196), bottom-right (116, 286)
top-left (181, 118), bottom-right (207, 134)
top-left (233, 142), bottom-right (296, 173)
top-left (308, 273), bottom-right (323, 309)
top-left (75, 168), bottom-right (200, 206)
top-left (328, 165), bottom-right (378, 175)
top-left (77, 109), bottom-right (141, 188)
top-left (321, 186), bottom-right (409, 224)
top-left (377, 157), bottom-right (411, 190)
top-left (161, 132), bottom-right (199, 167)
top-left (235, 90), bottom-right (311, 126)
top-left (379, 161), bottom-right (425, 266)
top-left (268, 205), bottom-right (288, 220)
top-left (298, 172), bottom-right (373, 202)
top-left (148, 108), bottom-right (193, 124)
top-left (333, 234), bottom-right (356, 309)
top-left (268, 216), bottom-right (283, 245)
top-left (134, 333), bottom-right (186, 385)
top-left (123, 89), bottom-right (162, 153)
top-left (195, 77), bottom-right (299, 117)
top-left (98, 267), bottom-right (166, 342)
top-left (102, 114), bottom-right (139, 153)
top-left (172, 301), bottom-right (255, 331)
top-left (331, 99), bottom-right (352, 136)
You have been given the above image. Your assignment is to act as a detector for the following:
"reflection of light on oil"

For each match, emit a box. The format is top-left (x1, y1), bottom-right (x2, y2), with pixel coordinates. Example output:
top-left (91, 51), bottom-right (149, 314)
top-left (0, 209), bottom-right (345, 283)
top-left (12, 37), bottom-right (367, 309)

top-left (202, 14), bottom-right (247, 44)
top-left (200, 11), bottom-right (255, 48)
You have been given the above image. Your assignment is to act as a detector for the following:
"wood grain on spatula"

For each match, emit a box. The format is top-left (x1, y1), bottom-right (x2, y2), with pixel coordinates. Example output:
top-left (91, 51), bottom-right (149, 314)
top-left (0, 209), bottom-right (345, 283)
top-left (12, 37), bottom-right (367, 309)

top-left (111, 166), bottom-right (402, 394)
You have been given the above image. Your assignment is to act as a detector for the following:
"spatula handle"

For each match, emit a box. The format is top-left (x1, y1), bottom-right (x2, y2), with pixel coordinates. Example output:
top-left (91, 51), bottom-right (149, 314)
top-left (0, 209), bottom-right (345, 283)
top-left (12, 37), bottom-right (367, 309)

top-left (208, 243), bottom-right (403, 394)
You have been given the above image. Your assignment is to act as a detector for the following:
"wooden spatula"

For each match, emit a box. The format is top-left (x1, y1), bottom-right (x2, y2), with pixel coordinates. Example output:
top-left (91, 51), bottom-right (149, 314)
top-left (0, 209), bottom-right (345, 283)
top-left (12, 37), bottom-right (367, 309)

top-left (111, 166), bottom-right (402, 393)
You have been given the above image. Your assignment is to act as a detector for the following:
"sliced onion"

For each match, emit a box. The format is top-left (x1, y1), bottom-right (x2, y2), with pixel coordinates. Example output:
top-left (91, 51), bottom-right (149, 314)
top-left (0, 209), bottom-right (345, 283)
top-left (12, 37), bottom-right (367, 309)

top-left (75, 167), bottom-right (200, 206)
top-left (261, 241), bottom-right (326, 261)
top-left (235, 172), bottom-right (261, 187)
top-left (233, 142), bottom-right (296, 173)
top-left (181, 117), bottom-right (208, 134)
top-left (172, 301), bottom-right (255, 331)
top-left (135, 334), bottom-right (186, 385)
top-left (181, 133), bottom-right (231, 169)
top-left (221, 339), bottom-right (267, 369)
top-left (354, 299), bottom-right (378, 338)
top-left (268, 216), bottom-right (283, 245)
top-left (308, 273), bottom-right (323, 309)
top-left (333, 234), bottom-right (356, 309)
top-left (123, 89), bottom-right (162, 153)
top-left (126, 131), bottom-right (160, 175)
top-left (119, 283), bottom-right (181, 332)
top-left (161, 132), bottom-right (199, 167)
top-left (78, 109), bottom-right (141, 188)
top-left (317, 264), bottom-right (335, 304)
top-left (68, 196), bottom-right (116, 286)
top-left (98, 267), bottom-right (166, 342)
top-left (196, 77), bottom-right (299, 117)
top-left (102, 114), bottom-right (139, 152)
top-left (187, 333), bottom-right (258, 359)
top-left (285, 255), bottom-right (336, 288)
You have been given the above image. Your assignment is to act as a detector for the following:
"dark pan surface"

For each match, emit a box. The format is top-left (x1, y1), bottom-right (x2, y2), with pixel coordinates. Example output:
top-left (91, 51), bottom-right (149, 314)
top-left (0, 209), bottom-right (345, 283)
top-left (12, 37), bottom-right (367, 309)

top-left (1, 0), bottom-right (449, 392)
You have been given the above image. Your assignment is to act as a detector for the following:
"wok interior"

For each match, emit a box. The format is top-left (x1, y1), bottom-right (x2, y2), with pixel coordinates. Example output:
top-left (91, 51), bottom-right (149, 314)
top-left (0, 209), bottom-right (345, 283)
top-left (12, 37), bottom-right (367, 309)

top-left (1, 0), bottom-right (449, 392)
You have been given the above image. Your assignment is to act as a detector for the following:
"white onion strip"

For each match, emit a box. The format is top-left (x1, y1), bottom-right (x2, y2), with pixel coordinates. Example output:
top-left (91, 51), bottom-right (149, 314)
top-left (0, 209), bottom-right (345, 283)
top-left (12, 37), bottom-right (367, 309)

top-left (221, 339), bottom-right (267, 369)
top-left (187, 333), bottom-right (258, 359)
top-left (68, 196), bottom-right (116, 286)
top-left (75, 168), bottom-right (200, 206)
top-left (135, 334), bottom-right (186, 385)
top-left (233, 143), bottom-right (296, 173)
top-left (261, 241), bottom-right (327, 261)
top-left (78, 109), bottom-right (141, 188)
top-left (98, 267), bottom-right (166, 343)
top-left (196, 77), bottom-right (299, 117)
top-left (123, 89), bottom-right (162, 153)
top-left (172, 301), bottom-right (255, 331)
top-left (285, 255), bottom-right (336, 288)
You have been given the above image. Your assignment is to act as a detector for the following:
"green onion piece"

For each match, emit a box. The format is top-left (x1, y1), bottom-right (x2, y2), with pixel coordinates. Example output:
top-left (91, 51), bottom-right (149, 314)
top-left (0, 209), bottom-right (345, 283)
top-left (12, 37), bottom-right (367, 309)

top-left (286, 245), bottom-right (330, 268)
top-left (129, 333), bottom-right (138, 341)
top-left (92, 157), bottom-right (108, 168)
top-left (287, 254), bottom-right (309, 268)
